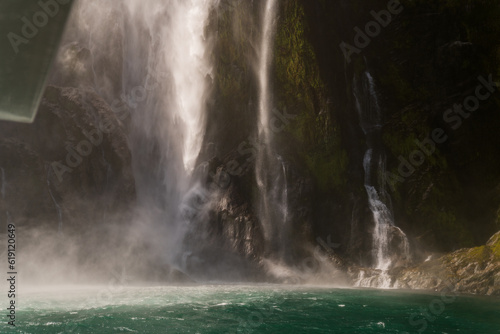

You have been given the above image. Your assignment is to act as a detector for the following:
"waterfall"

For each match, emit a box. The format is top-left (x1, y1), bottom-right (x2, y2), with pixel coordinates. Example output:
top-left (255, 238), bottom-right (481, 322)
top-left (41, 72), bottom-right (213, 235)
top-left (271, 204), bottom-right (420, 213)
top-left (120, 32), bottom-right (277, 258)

top-left (254, 0), bottom-right (285, 258)
top-left (121, 0), bottom-right (215, 271)
top-left (256, 0), bottom-right (278, 148)
top-left (65, 0), bottom-right (216, 273)
top-left (353, 71), bottom-right (410, 276)
top-left (253, 0), bottom-right (317, 281)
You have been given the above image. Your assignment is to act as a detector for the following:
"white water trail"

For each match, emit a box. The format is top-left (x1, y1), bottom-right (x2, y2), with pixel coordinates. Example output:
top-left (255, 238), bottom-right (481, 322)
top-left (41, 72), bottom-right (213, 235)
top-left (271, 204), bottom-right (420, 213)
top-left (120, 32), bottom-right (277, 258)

top-left (167, 2), bottom-right (214, 172)
top-left (119, 0), bottom-right (213, 173)
top-left (255, 0), bottom-right (279, 244)
top-left (255, 0), bottom-right (303, 278)
top-left (256, 0), bottom-right (278, 147)
top-left (354, 71), bottom-right (410, 278)
top-left (123, 0), bottom-right (216, 270)
top-left (363, 150), bottom-right (392, 271)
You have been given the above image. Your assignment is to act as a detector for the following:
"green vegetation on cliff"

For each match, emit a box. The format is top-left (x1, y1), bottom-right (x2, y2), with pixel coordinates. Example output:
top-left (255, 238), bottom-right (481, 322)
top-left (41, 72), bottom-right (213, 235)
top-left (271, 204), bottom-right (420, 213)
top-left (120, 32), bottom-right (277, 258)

top-left (274, 0), bottom-right (347, 193)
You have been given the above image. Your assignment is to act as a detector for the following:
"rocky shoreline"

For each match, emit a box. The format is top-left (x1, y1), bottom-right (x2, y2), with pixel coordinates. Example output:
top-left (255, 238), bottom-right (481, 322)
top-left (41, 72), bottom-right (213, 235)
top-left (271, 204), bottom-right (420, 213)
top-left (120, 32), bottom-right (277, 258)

top-left (394, 231), bottom-right (500, 296)
top-left (348, 231), bottom-right (500, 296)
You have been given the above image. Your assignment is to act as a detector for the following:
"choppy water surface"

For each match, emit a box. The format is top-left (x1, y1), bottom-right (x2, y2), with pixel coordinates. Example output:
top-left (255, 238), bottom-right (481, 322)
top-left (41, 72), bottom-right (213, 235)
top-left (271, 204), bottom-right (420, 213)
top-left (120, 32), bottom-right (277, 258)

top-left (2, 285), bottom-right (499, 333)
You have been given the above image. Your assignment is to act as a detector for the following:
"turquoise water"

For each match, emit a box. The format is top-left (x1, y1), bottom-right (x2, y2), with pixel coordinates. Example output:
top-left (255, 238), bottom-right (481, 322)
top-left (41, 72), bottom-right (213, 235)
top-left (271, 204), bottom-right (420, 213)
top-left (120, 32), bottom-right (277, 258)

top-left (3, 285), bottom-right (499, 333)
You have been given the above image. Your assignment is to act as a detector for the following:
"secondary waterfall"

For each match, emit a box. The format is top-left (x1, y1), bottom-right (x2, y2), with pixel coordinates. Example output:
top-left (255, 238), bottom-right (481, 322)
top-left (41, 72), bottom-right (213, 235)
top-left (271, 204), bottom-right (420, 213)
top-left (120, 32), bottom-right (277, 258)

top-left (65, 0), bottom-right (216, 273)
top-left (254, 0), bottom-right (287, 260)
top-left (354, 71), bottom-right (410, 275)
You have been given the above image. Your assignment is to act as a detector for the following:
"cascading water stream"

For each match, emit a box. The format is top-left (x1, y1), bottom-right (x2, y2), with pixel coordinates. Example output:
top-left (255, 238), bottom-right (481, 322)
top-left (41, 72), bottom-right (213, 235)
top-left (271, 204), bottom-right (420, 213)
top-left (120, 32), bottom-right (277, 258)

top-left (256, 0), bottom-right (278, 148)
top-left (254, 0), bottom-right (287, 260)
top-left (122, 0), bottom-right (216, 274)
top-left (353, 71), bottom-right (410, 282)
top-left (253, 0), bottom-right (322, 282)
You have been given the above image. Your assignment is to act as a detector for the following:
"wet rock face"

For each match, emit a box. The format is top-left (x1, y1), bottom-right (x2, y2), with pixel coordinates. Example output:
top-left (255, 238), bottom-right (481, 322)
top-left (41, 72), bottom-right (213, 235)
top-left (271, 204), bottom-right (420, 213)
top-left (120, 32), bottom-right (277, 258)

top-left (175, 152), bottom-right (268, 281)
top-left (0, 86), bottom-right (136, 230)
